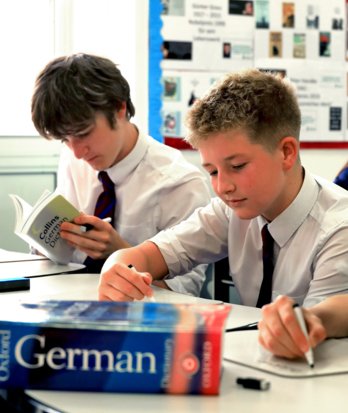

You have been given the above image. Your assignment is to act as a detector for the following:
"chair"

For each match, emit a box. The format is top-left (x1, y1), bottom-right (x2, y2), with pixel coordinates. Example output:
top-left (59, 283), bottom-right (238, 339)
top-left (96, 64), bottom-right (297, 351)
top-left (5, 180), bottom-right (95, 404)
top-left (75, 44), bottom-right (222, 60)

top-left (213, 257), bottom-right (240, 303)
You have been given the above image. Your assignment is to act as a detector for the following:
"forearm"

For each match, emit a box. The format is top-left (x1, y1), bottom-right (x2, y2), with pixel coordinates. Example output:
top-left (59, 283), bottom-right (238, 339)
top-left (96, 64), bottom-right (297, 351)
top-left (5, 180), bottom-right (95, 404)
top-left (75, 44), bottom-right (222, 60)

top-left (310, 295), bottom-right (348, 338)
top-left (102, 240), bottom-right (169, 280)
top-left (111, 229), bottom-right (132, 251)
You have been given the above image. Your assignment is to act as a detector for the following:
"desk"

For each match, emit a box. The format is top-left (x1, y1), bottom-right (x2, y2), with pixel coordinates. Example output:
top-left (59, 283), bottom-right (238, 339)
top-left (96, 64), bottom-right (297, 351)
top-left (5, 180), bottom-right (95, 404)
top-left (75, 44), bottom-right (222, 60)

top-left (1, 274), bottom-right (347, 413)
top-left (0, 249), bottom-right (85, 277)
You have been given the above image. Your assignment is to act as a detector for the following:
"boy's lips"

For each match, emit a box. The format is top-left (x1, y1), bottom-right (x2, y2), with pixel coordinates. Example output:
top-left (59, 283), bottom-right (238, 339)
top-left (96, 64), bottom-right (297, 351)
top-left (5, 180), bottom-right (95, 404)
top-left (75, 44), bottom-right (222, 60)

top-left (226, 198), bottom-right (247, 207)
top-left (85, 155), bottom-right (99, 163)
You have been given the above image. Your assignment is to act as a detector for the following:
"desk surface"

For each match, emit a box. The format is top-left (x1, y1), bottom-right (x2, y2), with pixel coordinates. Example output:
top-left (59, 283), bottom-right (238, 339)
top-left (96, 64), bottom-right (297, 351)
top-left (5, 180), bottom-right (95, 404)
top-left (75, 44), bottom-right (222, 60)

top-left (3, 274), bottom-right (348, 413)
top-left (0, 249), bottom-right (85, 277)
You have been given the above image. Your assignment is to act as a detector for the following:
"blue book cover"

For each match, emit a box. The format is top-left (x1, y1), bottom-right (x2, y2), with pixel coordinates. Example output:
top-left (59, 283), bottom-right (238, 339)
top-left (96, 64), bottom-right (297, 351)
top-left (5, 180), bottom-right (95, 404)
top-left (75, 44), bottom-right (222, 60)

top-left (0, 300), bottom-right (231, 394)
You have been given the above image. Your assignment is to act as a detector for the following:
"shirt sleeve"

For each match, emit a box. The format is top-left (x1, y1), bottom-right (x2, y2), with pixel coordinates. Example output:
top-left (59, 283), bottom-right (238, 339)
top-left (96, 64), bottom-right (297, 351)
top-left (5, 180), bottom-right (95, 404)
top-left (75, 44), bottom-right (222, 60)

top-left (56, 147), bottom-right (88, 264)
top-left (155, 174), bottom-right (212, 296)
top-left (56, 147), bottom-right (79, 205)
top-left (163, 264), bottom-right (208, 296)
top-left (303, 226), bottom-right (348, 307)
top-left (151, 198), bottom-right (230, 287)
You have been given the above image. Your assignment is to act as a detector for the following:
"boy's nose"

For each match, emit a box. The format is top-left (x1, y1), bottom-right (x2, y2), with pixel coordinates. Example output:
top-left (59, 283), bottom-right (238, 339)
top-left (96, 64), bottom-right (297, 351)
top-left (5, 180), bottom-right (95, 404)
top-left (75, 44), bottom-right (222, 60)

top-left (216, 173), bottom-right (235, 195)
top-left (68, 140), bottom-right (88, 160)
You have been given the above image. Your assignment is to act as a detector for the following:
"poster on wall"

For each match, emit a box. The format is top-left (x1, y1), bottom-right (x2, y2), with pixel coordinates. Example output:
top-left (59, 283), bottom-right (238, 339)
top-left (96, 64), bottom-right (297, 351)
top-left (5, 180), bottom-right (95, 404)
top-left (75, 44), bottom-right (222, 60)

top-left (160, 0), bottom-right (255, 144)
top-left (254, 0), bottom-right (347, 142)
top-left (152, 0), bottom-right (348, 146)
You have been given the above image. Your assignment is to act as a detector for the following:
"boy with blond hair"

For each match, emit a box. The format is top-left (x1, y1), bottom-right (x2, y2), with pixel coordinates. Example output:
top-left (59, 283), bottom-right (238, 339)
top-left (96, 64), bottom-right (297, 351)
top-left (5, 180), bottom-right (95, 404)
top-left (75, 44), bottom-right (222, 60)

top-left (99, 69), bottom-right (348, 314)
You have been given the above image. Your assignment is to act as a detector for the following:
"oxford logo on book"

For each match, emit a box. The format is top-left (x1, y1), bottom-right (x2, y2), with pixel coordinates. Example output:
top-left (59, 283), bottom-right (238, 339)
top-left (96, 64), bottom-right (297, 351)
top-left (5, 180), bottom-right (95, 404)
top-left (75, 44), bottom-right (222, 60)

top-left (0, 330), bottom-right (11, 381)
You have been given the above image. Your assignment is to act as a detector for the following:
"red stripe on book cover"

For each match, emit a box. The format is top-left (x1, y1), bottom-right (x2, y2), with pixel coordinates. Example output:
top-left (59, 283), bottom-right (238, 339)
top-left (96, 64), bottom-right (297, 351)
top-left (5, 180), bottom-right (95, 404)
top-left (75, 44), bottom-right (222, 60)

top-left (167, 304), bottom-right (231, 395)
top-left (167, 307), bottom-right (197, 394)
top-left (200, 304), bottom-right (231, 395)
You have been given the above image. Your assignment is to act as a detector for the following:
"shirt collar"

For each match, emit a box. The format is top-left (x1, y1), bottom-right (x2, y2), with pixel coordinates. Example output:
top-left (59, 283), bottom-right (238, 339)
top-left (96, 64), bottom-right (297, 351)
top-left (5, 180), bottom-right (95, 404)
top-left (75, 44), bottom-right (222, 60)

top-left (102, 130), bottom-right (149, 186)
top-left (258, 169), bottom-right (320, 247)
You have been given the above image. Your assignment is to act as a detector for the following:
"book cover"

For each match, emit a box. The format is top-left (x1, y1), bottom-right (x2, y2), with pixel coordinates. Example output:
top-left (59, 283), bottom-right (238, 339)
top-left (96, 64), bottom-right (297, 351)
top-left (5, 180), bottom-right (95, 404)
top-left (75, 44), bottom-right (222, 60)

top-left (293, 33), bottom-right (306, 59)
top-left (282, 2), bottom-right (295, 28)
top-left (269, 32), bottom-right (282, 58)
top-left (0, 300), bottom-right (231, 394)
top-left (9, 192), bottom-right (80, 264)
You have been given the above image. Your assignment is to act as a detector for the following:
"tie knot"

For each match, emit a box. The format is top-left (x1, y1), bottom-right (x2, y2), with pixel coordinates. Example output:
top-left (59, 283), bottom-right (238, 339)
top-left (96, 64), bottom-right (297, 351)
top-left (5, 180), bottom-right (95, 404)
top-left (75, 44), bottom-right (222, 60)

top-left (98, 171), bottom-right (114, 191)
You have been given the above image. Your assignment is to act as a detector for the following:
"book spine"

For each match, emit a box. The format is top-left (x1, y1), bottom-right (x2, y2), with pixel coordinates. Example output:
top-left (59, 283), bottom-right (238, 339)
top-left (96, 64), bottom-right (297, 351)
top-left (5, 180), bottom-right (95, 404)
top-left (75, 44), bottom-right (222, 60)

top-left (165, 305), bottom-right (225, 395)
top-left (0, 318), bottom-right (224, 394)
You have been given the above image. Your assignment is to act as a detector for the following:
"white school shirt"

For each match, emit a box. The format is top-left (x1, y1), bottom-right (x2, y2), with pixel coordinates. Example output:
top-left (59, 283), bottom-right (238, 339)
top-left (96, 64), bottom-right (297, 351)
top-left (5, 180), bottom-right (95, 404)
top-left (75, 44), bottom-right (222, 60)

top-left (150, 169), bottom-right (348, 307)
top-left (56, 131), bottom-right (211, 295)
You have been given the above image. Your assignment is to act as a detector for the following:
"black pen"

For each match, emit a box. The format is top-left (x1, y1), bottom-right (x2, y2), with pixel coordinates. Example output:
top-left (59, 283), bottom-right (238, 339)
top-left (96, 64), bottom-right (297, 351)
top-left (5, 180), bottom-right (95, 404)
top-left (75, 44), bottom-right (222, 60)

top-left (80, 217), bottom-right (112, 232)
top-left (225, 321), bottom-right (259, 333)
top-left (236, 377), bottom-right (270, 391)
top-left (128, 264), bottom-right (156, 302)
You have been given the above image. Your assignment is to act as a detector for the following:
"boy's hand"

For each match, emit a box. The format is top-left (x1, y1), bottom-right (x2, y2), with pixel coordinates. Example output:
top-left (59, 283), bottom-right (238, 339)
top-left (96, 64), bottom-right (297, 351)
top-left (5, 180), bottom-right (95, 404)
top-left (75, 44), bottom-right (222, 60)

top-left (98, 262), bottom-right (153, 302)
top-left (257, 295), bottom-right (327, 359)
top-left (60, 214), bottom-right (130, 259)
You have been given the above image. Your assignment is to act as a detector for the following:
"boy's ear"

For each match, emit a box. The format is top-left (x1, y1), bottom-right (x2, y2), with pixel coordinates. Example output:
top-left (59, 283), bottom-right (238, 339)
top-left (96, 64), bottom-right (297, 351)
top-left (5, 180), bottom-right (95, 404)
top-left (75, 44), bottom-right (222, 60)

top-left (279, 136), bottom-right (299, 170)
top-left (116, 102), bottom-right (127, 119)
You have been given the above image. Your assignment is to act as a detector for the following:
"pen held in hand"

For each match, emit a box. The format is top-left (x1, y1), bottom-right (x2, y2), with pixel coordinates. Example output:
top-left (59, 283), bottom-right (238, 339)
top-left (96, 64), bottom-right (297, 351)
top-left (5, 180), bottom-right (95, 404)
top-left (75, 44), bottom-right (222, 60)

top-left (128, 264), bottom-right (156, 303)
top-left (225, 322), bottom-right (259, 333)
top-left (293, 303), bottom-right (315, 368)
top-left (80, 217), bottom-right (112, 233)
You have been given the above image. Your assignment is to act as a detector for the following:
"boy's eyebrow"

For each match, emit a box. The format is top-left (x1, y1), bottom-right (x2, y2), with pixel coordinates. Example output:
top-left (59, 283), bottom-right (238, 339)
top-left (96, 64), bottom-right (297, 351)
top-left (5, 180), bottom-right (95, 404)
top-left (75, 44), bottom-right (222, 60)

top-left (202, 154), bottom-right (240, 168)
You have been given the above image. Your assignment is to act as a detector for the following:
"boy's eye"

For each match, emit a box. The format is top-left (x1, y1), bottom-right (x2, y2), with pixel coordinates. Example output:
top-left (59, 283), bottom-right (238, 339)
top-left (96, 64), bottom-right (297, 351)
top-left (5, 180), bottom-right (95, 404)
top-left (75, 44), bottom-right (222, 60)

top-left (209, 170), bottom-right (218, 177)
top-left (76, 131), bottom-right (90, 138)
top-left (232, 163), bottom-right (247, 170)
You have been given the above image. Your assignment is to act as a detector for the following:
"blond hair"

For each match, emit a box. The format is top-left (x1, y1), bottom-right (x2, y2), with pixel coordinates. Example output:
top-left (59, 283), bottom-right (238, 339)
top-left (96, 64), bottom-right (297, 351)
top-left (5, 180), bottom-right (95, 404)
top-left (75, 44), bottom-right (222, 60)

top-left (185, 69), bottom-right (301, 150)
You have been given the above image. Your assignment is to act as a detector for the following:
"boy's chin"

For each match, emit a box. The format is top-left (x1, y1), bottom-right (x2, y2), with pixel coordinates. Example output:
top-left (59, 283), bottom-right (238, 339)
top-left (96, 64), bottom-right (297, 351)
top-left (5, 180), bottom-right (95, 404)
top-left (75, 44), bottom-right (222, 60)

top-left (232, 209), bottom-right (259, 220)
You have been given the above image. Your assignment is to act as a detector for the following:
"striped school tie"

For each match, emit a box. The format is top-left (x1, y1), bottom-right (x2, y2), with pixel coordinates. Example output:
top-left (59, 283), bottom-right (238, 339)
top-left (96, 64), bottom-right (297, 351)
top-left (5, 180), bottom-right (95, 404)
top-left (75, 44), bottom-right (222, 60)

top-left (94, 171), bottom-right (116, 226)
top-left (84, 171), bottom-right (116, 273)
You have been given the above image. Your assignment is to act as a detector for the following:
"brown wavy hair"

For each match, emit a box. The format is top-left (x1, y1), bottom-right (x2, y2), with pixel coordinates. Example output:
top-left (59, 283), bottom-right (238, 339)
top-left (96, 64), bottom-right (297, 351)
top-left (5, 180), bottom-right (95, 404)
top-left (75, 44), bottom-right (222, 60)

top-left (31, 53), bottom-right (135, 140)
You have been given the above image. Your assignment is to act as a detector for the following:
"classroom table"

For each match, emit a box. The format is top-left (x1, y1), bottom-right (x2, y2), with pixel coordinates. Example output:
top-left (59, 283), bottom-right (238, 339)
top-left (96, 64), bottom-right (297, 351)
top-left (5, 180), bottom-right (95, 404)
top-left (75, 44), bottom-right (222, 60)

top-left (0, 249), bottom-right (85, 277)
top-left (1, 273), bottom-right (347, 413)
